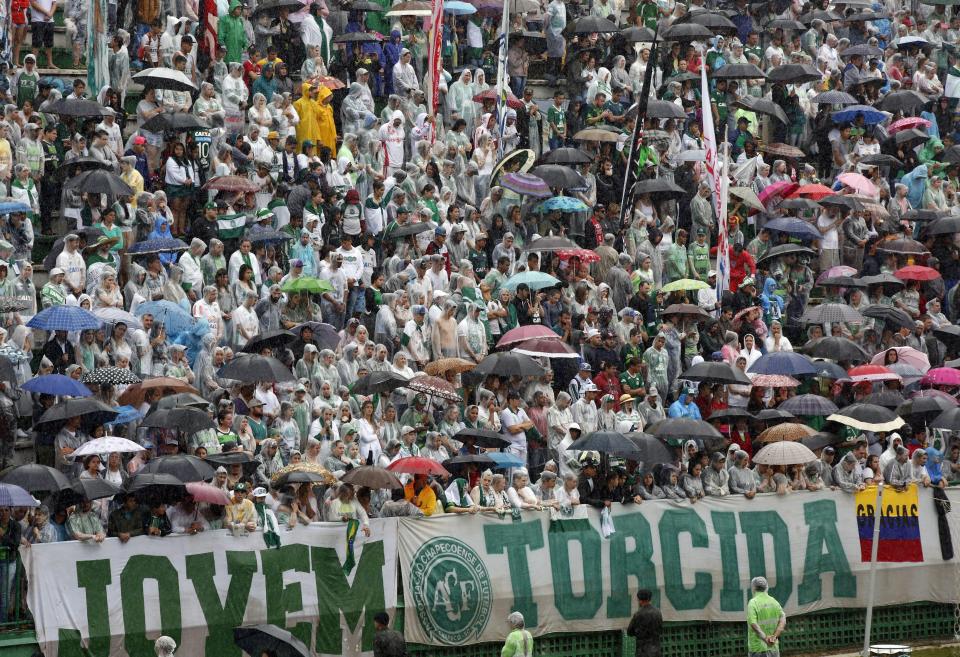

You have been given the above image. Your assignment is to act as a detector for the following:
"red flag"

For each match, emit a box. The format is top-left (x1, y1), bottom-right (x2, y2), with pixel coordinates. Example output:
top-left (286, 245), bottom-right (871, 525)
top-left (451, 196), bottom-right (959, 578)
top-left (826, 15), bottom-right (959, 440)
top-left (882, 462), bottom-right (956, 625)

top-left (428, 0), bottom-right (443, 119)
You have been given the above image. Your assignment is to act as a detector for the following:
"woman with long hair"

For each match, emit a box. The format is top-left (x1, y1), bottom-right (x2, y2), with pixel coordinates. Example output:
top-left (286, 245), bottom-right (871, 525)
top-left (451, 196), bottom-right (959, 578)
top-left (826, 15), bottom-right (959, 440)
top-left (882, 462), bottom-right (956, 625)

top-left (163, 141), bottom-right (195, 236)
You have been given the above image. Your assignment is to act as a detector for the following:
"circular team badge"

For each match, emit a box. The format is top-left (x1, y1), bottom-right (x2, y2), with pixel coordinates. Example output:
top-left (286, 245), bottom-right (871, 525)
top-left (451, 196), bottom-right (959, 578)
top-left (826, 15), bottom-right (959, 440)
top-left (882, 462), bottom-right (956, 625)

top-left (409, 537), bottom-right (493, 645)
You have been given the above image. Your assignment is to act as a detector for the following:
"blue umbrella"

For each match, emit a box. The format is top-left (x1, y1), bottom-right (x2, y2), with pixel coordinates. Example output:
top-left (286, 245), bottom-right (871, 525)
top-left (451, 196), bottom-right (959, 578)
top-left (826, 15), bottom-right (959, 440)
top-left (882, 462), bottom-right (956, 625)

top-left (27, 306), bottom-right (103, 332)
top-left (485, 452), bottom-right (525, 469)
top-left (444, 1), bottom-right (476, 13)
top-left (502, 271), bottom-right (561, 291)
top-left (22, 374), bottom-right (92, 397)
top-left (0, 483), bottom-right (39, 507)
top-left (764, 217), bottom-right (823, 241)
top-left (134, 300), bottom-right (195, 334)
top-left (536, 196), bottom-right (589, 212)
top-left (0, 198), bottom-right (32, 214)
top-left (128, 238), bottom-right (190, 255)
top-left (748, 352), bottom-right (818, 377)
top-left (830, 104), bottom-right (889, 125)
top-left (107, 405), bottom-right (145, 426)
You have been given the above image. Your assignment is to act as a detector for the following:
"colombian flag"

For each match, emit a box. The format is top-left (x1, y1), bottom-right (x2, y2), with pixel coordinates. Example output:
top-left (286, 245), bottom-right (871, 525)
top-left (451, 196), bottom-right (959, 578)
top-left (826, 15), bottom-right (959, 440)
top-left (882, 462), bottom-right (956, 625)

top-left (855, 484), bottom-right (923, 563)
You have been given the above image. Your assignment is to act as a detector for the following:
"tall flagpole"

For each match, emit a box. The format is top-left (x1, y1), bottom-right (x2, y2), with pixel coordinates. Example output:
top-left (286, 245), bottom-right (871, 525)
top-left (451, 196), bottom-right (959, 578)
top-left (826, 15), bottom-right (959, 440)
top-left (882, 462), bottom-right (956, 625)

top-left (618, 33), bottom-right (658, 229)
top-left (495, 0), bottom-right (511, 159)
top-left (427, 0), bottom-right (443, 140)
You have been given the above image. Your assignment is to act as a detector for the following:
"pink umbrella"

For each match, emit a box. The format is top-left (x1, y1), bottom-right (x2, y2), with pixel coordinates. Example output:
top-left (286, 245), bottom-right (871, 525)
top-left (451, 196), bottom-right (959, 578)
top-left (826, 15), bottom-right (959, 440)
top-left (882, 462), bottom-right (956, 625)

top-left (870, 347), bottom-right (931, 373)
top-left (816, 265), bottom-right (857, 284)
top-left (921, 368), bottom-right (960, 387)
top-left (514, 338), bottom-right (580, 359)
top-left (887, 117), bottom-right (932, 135)
top-left (185, 482), bottom-right (232, 505)
top-left (758, 181), bottom-right (800, 209)
top-left (497, 325), bottom-right (561, 348)
top-left (837, 172), bottom-right (879, 196)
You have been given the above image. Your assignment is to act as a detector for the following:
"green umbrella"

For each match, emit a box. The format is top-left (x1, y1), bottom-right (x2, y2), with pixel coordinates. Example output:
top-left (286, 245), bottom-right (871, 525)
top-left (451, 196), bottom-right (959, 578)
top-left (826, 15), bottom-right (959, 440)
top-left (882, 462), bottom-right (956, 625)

top-left (279, 277), bottom-right (334, 294)
top-left (660, 278), bottom-right (710, 293)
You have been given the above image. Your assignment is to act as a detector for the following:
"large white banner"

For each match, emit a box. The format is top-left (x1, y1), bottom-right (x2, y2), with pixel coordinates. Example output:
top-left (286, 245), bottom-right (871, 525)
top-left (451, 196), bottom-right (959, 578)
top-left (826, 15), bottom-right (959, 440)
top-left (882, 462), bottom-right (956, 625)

top-left (398, 487), bottom-right (960, 646)
top-left (23, 519), bottom-right (398, 657)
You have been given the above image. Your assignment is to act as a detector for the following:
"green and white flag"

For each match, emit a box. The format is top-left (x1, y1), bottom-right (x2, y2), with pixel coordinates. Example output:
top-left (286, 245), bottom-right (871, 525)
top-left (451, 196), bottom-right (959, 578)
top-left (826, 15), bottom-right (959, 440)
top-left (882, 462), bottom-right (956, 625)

top-left (217, 213), bottom-right (249, 240)
top-left (946, 65), bottom-right (960, 98)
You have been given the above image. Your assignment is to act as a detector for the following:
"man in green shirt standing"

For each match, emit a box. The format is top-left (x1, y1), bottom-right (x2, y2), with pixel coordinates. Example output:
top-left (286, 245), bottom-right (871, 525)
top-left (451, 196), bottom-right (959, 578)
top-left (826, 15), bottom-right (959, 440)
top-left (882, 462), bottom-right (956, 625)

top-left (687, 228), bottom-right (711, 281)
top-left (663, 229), bottom-right (691, 283)
top-left (547, 90), bottom-right (567, 150)
top-left (747, 577), bottom-right (786, 657)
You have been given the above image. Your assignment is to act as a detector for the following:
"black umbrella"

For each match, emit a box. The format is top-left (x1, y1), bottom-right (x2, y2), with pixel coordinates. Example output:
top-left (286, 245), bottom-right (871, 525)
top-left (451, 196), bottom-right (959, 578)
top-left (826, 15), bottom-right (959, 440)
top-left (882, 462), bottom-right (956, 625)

top-left (241, 329), bottom-right (296, 353)
top-left (36, 398), bottom-right (119, 431)
top-left (340, 466), bottom-right (403, 489)
top-left (841, 43), bottom-right (884, 58)
top-left (941, 146), bottom-right (960, 164)
top-left (46, 98), bottom-right (110, 117)
top-left (766, 63), bottom-right (822, 84)
top-left (933, 325), bottom-right (960, 346)
top-left (859, 153), bottom-right (903, 168)
top-left (925, 216), bottom-right (960, 236)
top-left (289, 321), bottom-right (339, 351)
top-left (0, 464), bottom-right (71, 493)
top-left (902, 209), bottom-right (949, 222)
top-left (931, 408), bottom-right (960, 431)
top-left (143, 455), bottom-right (216, 482)
top-left (63, 169), bottom-right (134, 196)
top-left (811, 90), bottom-right (858, 104)
top-left (779, 394), bottom-right (839, 417)
top-left (858, 273), bottom-right (904, 287)
top-left (389, 222), bottom-right (433, 238)
top-left (800, 432), bottom-right (843, 451)
top-left (473, 352), bottom-right (546, 377)
top-left (273, 470), bottom-right (330, 486)
top-left (711, 63), bottom-right (767, 80)
top-left (763, 17), bottom-right (807, 29)
top-left (645, 99), bottom-right (688, 120)
top-left (234, 625), bottom-right (311, 657)
top-left (799, 9), bottom-right (843, 22)
top-left (879, 90), bottom-right (926, 113)
top-left (621, 432), bottom-right (675, 463)
top-left (780, 198), bottom-right (821, 211)
top-left (252, 0), bottom-right (306, 14)
top-left (81, 367), bottom-right (143, 385)
top-left (453, 428), bottom-right (511, 449)
top-left (52, 156), bottom-right (111, 181)
top-left (631, 178), bottom-right (685, 197)
top-left (444, 454), bottom-right (497, 467)
top-left (706, 407), bottom-right (755, 421)
top-left (819, 275), bottom-right (868, 288)
top-left (621, 26), bottom-right (656, 42)
top-left (684, 11), bottom-right (738, 33)
top-left (351, 371), bottom-right (411, 395)
top-left (828, 403), bottom-right (905, 432)
top-left (539, 148), bottom-right (593, 165)
top-left (124, 472), bottom-right (186, 497)
top-left (819, 195), bottom-right (864, 211)
top-left (141, 408), bottom-right (216, 434)
top-left (661, 22), bottom-right (714, 40)
top-left (157, 392), bottom-right (211, 410)
top-left (530, 164), bottom-right (587, 189)
top-left (733, 96), bottom-right (788, 124)
top-left (219, 354), bottom-right (295, 382)
top-left (756, 243), bottom-right (818, 263)
top-left (206, 451), bottom-right (258, 476)
top-left (247, 228), bottom-right (294, 244)
top-left (141, 112), bottom-right (210, 133)
top-left (755, 408), bottom-right (795, 423)
top-left (61, 477), bottom-right (123, 505)
top-left (863, 390), bottom-right (906, 409)
top-left (568, 431), bottom-right (637, 454)
top-left (680, 361), bottom-right (752, 385)
top-left (897, 397), bottom-right (955, 426)
top-left (649, 418), bottom-right (723, 441)
top-left (862, 305), bottom-right (915, 331)
top-left (893, 128), bottom-right (929, 147)
top-left (568, 16), bottom-right (619, 33)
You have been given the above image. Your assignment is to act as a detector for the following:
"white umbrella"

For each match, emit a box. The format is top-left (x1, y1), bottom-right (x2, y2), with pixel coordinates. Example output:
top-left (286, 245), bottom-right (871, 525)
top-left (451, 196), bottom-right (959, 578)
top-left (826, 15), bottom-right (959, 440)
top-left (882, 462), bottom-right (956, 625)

top-left (93, 307), bottom-right (143, 330)
top-left (132, 67), bottom-right (197, 92)
top-left (72, 436), bottom-right (146, 458)
top-left (752, 441), bottom-right (817, 466)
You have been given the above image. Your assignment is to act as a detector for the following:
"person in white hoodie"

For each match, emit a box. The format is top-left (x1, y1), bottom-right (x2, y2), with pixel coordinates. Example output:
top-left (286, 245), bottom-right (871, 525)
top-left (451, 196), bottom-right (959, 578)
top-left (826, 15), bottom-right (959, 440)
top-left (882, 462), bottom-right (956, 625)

top-left (379, 109), bottom-right (405, 178)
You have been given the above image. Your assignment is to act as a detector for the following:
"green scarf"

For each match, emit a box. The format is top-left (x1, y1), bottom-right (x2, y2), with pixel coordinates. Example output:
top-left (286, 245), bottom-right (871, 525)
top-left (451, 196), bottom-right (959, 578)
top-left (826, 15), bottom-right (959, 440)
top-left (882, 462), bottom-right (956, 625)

top-left (255, 502), bottom-right (281, 549)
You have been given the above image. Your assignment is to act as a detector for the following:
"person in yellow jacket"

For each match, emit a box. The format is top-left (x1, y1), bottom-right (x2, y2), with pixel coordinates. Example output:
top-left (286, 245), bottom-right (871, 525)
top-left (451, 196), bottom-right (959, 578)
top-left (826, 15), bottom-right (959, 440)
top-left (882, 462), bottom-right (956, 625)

top-left (293, 82), bottom-right (321, 149)
top-left (315, 85), bottom-right (338, 154)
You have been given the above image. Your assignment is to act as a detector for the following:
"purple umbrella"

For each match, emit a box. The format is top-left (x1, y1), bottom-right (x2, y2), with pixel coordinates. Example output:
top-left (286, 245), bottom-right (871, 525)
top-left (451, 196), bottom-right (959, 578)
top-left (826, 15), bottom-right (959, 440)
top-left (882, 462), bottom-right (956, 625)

top-left (500, 172), bottom-right (552, 198)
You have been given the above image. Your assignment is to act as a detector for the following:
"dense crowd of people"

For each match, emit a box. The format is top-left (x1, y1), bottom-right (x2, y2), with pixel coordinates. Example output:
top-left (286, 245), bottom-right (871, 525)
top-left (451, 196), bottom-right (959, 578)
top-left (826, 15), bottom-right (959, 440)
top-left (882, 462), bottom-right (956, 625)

top-left (0, 0), bottom-right (957, 630)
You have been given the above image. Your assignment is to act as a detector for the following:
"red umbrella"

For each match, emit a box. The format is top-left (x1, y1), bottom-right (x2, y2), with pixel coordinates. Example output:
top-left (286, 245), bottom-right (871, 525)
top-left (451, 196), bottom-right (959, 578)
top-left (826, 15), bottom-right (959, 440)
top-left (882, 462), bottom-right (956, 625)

top-left (888, 117), bottom-right (932, 135)
top-left (921, 368), bottom-right (960, 387)
top-left (789, 184), bottom-right (835, 200)
top-left (513, 337), bottom-right (579, 359)
top-left (758, 181), bottom-right (799, 208)
top-left (556, 249), bottom-right (601, 263)
top-left (203, 175), bottom-right (260, 193)
top-left (185, 482), bottom-right (232, 505)
top-left (894, 265), bottom-right (940, 281)
top-left (472, 88), bottom-right (524, 110)
top-left (497, 325), bottom-right (561, 348)
top-left (847, 364), bottom-right (901, 382)
top-left (387, 456), bottom-right (451, 477)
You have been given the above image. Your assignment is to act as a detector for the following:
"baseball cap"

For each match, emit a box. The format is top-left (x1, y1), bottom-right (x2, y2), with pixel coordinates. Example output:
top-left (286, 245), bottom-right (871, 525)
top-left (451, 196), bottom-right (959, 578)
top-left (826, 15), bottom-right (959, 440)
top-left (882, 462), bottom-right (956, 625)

top-left (434, 226), bottom-right (446, 236)
top-left (234, 482), bottom-right (247, 492)
top-left (412, 305), bottom-right (427, 315)
top-left (50, 267), bottom-right (65, 276)
top-left (401, 425), bottom-right (416, 435)
top-left (252, 487), bottom-right (268, 498)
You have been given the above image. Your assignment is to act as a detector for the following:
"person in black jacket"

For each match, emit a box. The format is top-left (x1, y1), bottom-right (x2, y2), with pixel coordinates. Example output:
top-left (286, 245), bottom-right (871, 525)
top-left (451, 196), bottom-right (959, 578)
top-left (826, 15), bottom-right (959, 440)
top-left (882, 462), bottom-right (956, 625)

top-left (42, 330), bottom-right (76, 375)
top-left (577, 454), bottom-right (604, 506)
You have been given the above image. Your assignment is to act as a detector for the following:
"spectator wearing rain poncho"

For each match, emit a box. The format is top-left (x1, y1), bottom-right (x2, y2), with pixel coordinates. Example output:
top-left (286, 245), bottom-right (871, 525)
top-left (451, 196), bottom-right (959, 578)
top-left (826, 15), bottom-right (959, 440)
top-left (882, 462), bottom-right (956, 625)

top-left (341, 83), bottom-right (374, 136)
top-left (760, 277), bottom-right (784, 326)
top-left (729, 450), bottom-right (757, 498)
top-left (901, 164), bottom-right (928, 210)
top-left (255, 439), bottom-right (284, 486)
top-left (833, 452), bottom-right (866, 492)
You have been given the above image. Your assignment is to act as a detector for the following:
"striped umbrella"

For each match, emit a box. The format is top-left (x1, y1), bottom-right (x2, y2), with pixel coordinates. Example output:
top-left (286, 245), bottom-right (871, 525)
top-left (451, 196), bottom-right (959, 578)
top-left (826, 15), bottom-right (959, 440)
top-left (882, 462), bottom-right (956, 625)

top-left (779, 394), bottom-right (839, 417)
top-left (500, 172), bottom-right (551, 198)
